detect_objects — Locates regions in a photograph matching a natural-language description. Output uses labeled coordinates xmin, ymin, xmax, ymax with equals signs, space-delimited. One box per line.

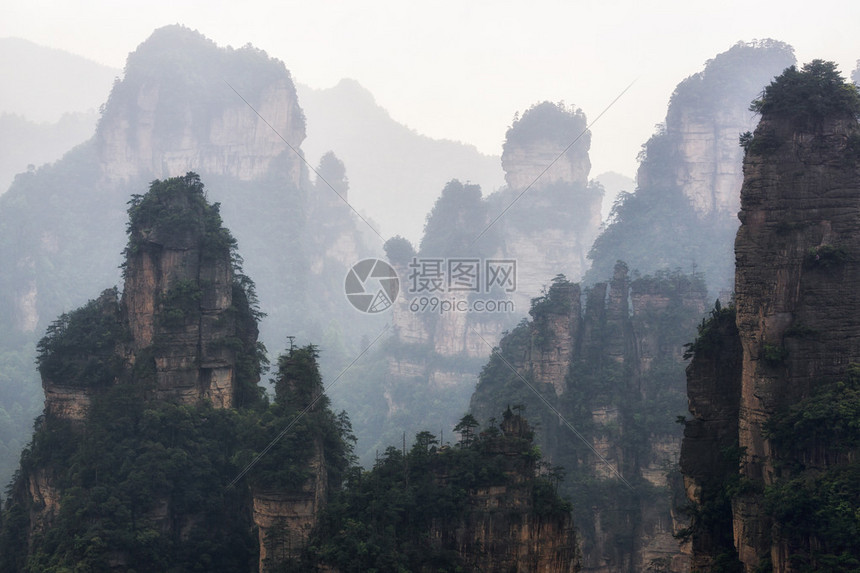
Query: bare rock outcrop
xmin=97 ymin=25 xmax=305 ymax=186
xmin=123 ymin=173 xmax=243 ymax=407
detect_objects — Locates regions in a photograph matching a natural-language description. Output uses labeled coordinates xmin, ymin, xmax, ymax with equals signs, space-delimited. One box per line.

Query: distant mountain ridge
xmin=0 ymin=38 xmax=118 ymax=122
xmin=0 ymin=38 xmax=119 ymax=193
xmin=297 ymin=78 xmax=505 ymax=242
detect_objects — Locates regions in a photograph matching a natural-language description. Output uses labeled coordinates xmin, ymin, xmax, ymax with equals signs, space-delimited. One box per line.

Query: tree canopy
xmin=750 ymin=59 xmax=860 ymax=125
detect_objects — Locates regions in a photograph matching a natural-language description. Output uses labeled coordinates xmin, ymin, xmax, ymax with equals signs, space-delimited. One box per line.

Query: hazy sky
xmin=1 ymin=0 xmax=858 ymax=179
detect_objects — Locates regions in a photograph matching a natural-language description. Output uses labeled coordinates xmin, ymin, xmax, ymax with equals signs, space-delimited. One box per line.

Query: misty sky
xmin=1 ymin=0 xmax=858 ymax=179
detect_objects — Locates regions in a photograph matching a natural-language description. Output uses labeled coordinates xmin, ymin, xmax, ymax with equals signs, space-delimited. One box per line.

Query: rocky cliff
xmin=654 ymin=40 xmax=796 ymax=218
xmin=678 ymin=303 xmax=743 ymax=572
xmin=680 ymin=60 xmax=860 ymax=572
xmin=344 ymin=102 xmax=604 ymax=466
xmin=0 ymin=174 xmax=355 ymax=572
xmin=97 ymin=26 xmax=305 ymax=186
xmin=0 ymin=25 xmax=375 ymax=489
xmin=587 ymin=40 xmax=796 ymax=290
xmin=470 ymin=265 xmax=708 ymax=572
xmin=439 ymin=413 xmax=581 ymax=572
xmin=251 ymin=437 xmax=327 ymax=571
xmin=498 ymin=101 xmax=603 ymax=304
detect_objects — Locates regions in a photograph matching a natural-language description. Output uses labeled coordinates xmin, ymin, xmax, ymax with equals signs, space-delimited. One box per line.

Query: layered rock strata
xmin=471 ymin=265 xmax=708 ymax=572
xmin=681 ymin=64 xmax=860 ymax=571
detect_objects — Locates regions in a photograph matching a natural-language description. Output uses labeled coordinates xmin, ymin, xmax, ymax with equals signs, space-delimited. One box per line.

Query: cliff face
xmin=734 ymin=114 xmax=860 ymax=570
xmin=678 ymin=304 xmax=743 ymax=572
xmin=0 ymin=174 xmax=355 ymax=572
xmin=500 ymin=101 xmax=603 ymax=301
xmin=470 ymin=266 xmax=708 ymax=572
xmin=356 ymin=102 xmax=603 ymax=467
xmin=97 ymin=26 xmax=305 ymax=186
xmin=24 ymin=175 xmax=257 ymax=554
xmin=586 ymin=40 xmax=796 ymax=290
xmin=653 ymin=41 xmax=796 ymax=218
xmin=502 ymin=136 xmax=590 ymax=191
xmin=40 ymin=174 xmax=251 ymax=420
xmin=681 ymin=61 xmax=860 ymax=572
xmin=644 ymin=99 xmax=759 ymax=220
xmin=123 ymin=174 xmax=243 ymax=407
xmin=0 ymin=26 xmax=377 ymax=491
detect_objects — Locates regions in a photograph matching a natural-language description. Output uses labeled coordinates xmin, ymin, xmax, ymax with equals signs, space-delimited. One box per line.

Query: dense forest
xmin=0 ymin=174 xmax=576 ymax=572
xmin=2 ymin=24 xmax=860 ymax=573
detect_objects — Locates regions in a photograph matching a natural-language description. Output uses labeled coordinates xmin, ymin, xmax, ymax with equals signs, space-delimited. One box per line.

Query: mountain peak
xmin=97 ymin=26 xmax=306 ymax=183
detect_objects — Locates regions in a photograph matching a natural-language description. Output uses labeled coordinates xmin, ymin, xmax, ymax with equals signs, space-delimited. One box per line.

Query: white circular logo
xmin=345 ymin=258 xmax=400 ymax=313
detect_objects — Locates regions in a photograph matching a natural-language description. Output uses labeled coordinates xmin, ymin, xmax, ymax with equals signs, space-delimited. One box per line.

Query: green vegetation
xmin=530 ymin=274 xmax=575 ymax=317
xmin=585 ymin=177 xmax=737 ymax=292
xmin=678 ymin=302 xmax=745 ymax=571
xmin=764 ymin=366 xmax=860 ymax=463
xmin=0 ymin=339 xmax=353 ymax=572
xmin=101 ymin=25 xmax=303 ymax=142
xmin=739 ymin=126 xmax=782 ymax=155
xmin=0 ymin=140 xmax=115 ymax=486
xmin=807 ymin=244 xmax=850 ymax=269
xmin=0 ymin=26 xmax=373 ymax=493
xmin=418 ymin=179 xmax=492 ymax=257
xmin=228 ymin=275 xmax=269 ymax=409
xmin=471 ymin=271 xmax=706 ymax=564
xmin=125 ymin=172 xmax=237 ymax=260
xmin=764 ymin=464 xmax=860 ymax=572
xmin=314 ymin=151 xmax=348 ymax=198
xmin=760 ymin=366 xmax=860 ymax=571
xmin=0 ymin=173 xmax=355 ymax=571
xmin=305 ymin=408 xmax=571 ymax=572
xmin=3 ymin=390 xmax=258 ymax=572
xmin=503 ymin=100 xmax=589 ymax=148
xmin=667 ymin=39 xmax=795 ymax=123
xmin=382 ymin=234 xmax=416 ymax=266
xmin=761 ymin=343 xmax=788 ymax=367
xmin=750 ymin=60 xmax=860 ymax=127
xmin=683 ymin=299 xmax=735 ymax=360
xmin=158 ymin=279 xmax=202 ymax=328
xmin=35 ymin=289 xmax=126 ymax=387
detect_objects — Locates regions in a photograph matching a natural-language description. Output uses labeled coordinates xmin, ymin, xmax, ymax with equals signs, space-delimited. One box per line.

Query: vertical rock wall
xmin=733 ymin=112 xmax=860 ymax=570
xmin=471 ymin=265 xmax=708 ymax=572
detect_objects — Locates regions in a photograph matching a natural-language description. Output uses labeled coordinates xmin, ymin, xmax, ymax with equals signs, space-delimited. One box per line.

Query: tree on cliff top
xmin=503 ymin=100 xmax=590 ymax=150
xmin=418 ymin=179 xmax=488 ymax=257
xmin=750 ymin=59 xmax=860 ymax=125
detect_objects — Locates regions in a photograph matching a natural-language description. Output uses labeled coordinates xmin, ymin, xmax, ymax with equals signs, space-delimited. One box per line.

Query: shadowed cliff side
xmin=681 ymin=60 xmax=860 ymax=572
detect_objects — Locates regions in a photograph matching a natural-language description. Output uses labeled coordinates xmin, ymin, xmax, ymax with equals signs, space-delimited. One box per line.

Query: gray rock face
xmin=123 ymin=181 xmax=240 ymax=407
xmin=681 ymin=89 xmax=860 ymax=571
xmin=471 ymin=266 xmax=708 ymax=573
xmin=733 ymin=112 xmax=860 ymax=570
